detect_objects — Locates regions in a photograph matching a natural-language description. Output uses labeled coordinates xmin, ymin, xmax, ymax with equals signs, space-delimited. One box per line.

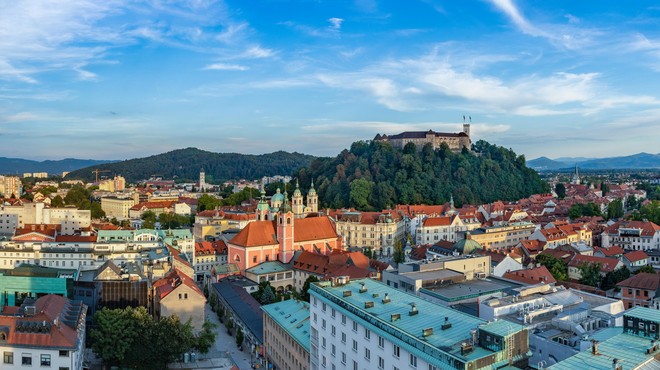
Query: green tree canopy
xmin=607 ymin=199 xmax=624 ymax=220
xmin=555 ymin=183 xmax=566 ymax=199
xmin=536 ymin=254 xmax=568 ymax=281
xmin=301 ymin=276 xmax=320 ymax=302
xmin=578 ymin=262 xmax=602 ymax=287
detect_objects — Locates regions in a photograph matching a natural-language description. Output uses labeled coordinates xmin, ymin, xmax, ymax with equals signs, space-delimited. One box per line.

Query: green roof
xmin=548 ymin=331 xmax=659 ymax=370
xmin=311 ymin=278 xmax=505 ymax=363
xmin=480 ymin=319 xmax=526 ymax=338
xmin=246 ymin=261 xmax=291 ymax=275
xmin=1 ymin=264 xmax=77 ymax=278
xmin=261 ymin=299 xmax=311 ymax=351
xmin=625 ymin=306 xmax=660 ymax=323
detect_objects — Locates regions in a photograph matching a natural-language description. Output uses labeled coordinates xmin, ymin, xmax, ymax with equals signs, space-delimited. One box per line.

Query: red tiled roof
xmin=0 ymin=295 xmax=85 ymax=349
xmin=607 ymin=220 xmax=660 ymax=237
xmin=14 ymin=224 xmax=60 ymax=237
xmin=569 ymin=254 xmax=620 ymax=272
xmin=623 ymin=250 xmax=649 ymax=263
xmin=153 ymin=268 xmax=204 ymax=300
xmin=55 ymin=235 xmax=97 ymax=243
xmin=230 ymin=221 xmax=278 ymax=247
xmin=230 ymin=216 xmax=338 ymax=247
xmin=195 ymin=241 xmax=226 ymax=255
xmin=422 ymin=216 xmax=451 ymax=227
xmin=593 ymin=246 xmax=625 ymax=257
xmin=520 ymin=240 xmax=546 ymax=253
xmin=617 ymin=273 xmax=660 ymax=290
xmin=410 ymin=245 xmax=429 ymax=260
xmin=503 ymin=266 xmax=556 ymax=285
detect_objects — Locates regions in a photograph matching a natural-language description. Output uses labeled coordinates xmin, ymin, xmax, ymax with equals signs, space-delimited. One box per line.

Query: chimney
xmin=409 ymin=303 xmax=418 ymax=316
xmin=592 ymin=340 xmax=599 ymax=355
xmin=441 ymin=316 xmax=452 ymax=330
xmin=613 ymin=358 xmax=621 ymax=370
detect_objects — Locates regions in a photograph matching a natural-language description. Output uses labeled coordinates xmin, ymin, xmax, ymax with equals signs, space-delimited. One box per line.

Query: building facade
xmin=374 ymin=126 xmax=471 ymax=152
xmin=333 ymin=211 xmax=405 ymax=254
xmin=262 ymin=299 xmax=311 ymax=370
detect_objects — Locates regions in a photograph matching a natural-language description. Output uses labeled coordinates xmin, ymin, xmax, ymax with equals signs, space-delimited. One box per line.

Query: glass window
xmin=41 ymin=354 xmax=51 ymax=366
xmin=352 ymin=321 xmax=358 ymax=332
xmin=22 ymin=353 xmax=31 ymax=365
xmin=393 ymin=344 xmax=400 ymax=358
xmin=378 ymin=356 xmax=384 ymax=369
xmin=352 ymin=339 xmax=358 ymax=351
xmin=378 ymin=336 xmax=384 ymax=348
xmin=3 ymin=352 xmax=13 ymax=364
xmin=410 ymin=354 xmax=417 ymax=368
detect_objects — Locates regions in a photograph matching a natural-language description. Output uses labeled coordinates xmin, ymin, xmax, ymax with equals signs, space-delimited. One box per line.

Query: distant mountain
xmin=0 ymin=157 xmax=116 ymax=176
xmin=553 ymin=156 xmax=593 ymax=163
xmin=528 ymin=153 xmax=660 ymax=171
xmin=64 ymin=148 xmax=318 ymax=183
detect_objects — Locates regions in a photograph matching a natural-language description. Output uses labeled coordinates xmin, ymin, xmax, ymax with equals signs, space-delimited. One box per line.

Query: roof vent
xmin=24 ymin=306 xmax=36 ymax=317
xmin=382 ymin=293 xmax=391 ymax=304
xmin=365 ymin=301 xmax=374 ymax=309
xmin=372 ymin=293 xmax=379 ymax=298
xmin=422 ymin=328 xmax=433 ymax=337
xmin=409 ymin=303 xmax=418 ymax=316
xmin=461 ymin=342 xmax=474 ymax=355
xmin=647 ymin=340 xmax=658 ymax=355
xmin=359 ymin=282 xmax=368 ymax=293
xmin=391 ymin=313 xmax=401 ymax=322
xmin=343 ymin=290 xmax=352 ymax=297
xmin=441 ymin=316 xmax=452 ymax=330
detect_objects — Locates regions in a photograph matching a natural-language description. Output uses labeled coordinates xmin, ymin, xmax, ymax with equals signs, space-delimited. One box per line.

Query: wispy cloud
xmin=328 ymin=17 xmax=344 ymax=30
xmin=203 ymin=63 xmax=249 ymax=71
xmin=242 ymin=46 xmax=276 ymax=58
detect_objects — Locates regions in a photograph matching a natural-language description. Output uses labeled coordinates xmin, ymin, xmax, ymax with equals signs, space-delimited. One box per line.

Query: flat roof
xmin=399 ymin=269 xmax=463 ymax=282
xmin=625 ymin=306 xmax=660 ymax=323
xmin=421 ymin=279 xmax=509 ymax=301
xmin=246 ymin=261 xmax=292 ymax=275
xmin=261 ymin=299 xmax=311 ymax=351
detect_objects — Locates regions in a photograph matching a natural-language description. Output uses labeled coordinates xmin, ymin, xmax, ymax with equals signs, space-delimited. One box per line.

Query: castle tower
xmin=199 ymin=168 xmax=206 ymax=192
xmin=307 ymin=179 xmax=318 ymax=213
xmin=292 ymin=179 xmax=304 ymax=218
xmin=463 ymin=123 xmax=470 ymax=137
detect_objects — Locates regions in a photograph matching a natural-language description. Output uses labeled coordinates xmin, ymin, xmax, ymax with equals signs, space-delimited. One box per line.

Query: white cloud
xmin=203 ymin=63 xmax=249 ymax=71
xmin=242 ymin=46 xmax=276 ymax=59
xmin=328 ymin=17 xmax=344 ymax=30
xmin=488 ymin=0 xmax=549 ymax=38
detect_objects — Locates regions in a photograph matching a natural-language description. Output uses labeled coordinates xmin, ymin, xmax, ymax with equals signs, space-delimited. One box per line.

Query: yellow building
xmin=467 ymin=221 xmax=536 ymax=250
xmin=98 ymin=176 xmax=126 ymax=192
xmin=333 ymin=210 xmax=405 ymax=254
xmin=101 ymin=196 xmax=137 ymax=219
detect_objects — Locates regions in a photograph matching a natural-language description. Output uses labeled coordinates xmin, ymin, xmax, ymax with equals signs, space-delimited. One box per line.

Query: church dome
xmin=293 ymin=179 xmax=302 ymax=197
xmin=453 ymin=232 xmax=481 ymax=255
xmin=271 ymin=188 xmax=285 ymax=203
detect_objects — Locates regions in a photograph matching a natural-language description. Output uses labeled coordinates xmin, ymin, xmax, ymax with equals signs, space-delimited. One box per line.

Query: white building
xmin=602 ymin=220 xmax=660 ymax=251
xmin=0 ymin=201 xmax=90 ymax=235
xmin=0 ymin=295 xmax=86 ymax=370
xmin=309 ymin=277 xmax=530 ymax=370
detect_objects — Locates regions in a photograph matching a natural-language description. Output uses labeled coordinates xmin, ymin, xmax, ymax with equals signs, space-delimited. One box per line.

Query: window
xmin=365 ymin=328 xmax=371 ymax=340
xmin=22 ymin=353 xmax=31 ymax=365
xmin=41 ymin=354 xmax=51 ymax=366
xmin=322 ymin=319 xmax=326 ymax=329
xmin=331 ymin=344 xmax=336 ymax=356
xmin=341 ymin=332 xmax=346 ymax=343
xmin=331 ymin=325 xmax=336 ymax=335
xmin=378 ymin=356 xmax=385 ymax=369
xmin=322 ymin=337 xmax=326 ymax=348
xmin=3 ymin=352 xmax=13 ymax=364
xmin=365 ymin=348 xmax=371 ymax=360
xmin=393 ymin=344 xmax=400 ymax=358
xmin=341 ymin=315 xmax=346 ymax=325
xmin=410 ymin=354 xmax=417 ymax=368
xmin=353 ymin=361 xmax=358 ymax=370
xmin=59 ymin=367 xmax=70 ymax=370
xmin=352 ymin=321 xmax=358 ymax=332
xmin=322 ymin=356 xmax=326 ymax=367
xmin=331 ymin=308 xmax=336 ymax=318
xmin=429 ymin=366 xmax=438 ymax=370
xmin=352 ymin=339 xmax=358 ymax=352
xmin=378 ymin=336 xmax=384 ymax=348
xmin=341 ymin=352 xmax=346 ymax=364
xmin=322 ymin=302 xmax=326 ymax=312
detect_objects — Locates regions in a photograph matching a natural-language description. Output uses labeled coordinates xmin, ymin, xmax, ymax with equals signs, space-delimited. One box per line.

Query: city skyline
xmin=2 ymin=0 xmax=660 ymax=160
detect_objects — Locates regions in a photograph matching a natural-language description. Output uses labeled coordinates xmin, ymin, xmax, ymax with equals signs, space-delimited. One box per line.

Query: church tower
xmin=199 ymin=168 xmax=206 ymax=192
xmin=572 ymin=163 xmax=580 ymax=185
xmin=278 ymin=192 xmax=295 ymax=263
xmin=307 ymin=179 xmax=318 ymax=213
xmin=256 ymin=181 xmax=270 ymax=221
xmin=292 ymin=179 xmax=304 ymax=218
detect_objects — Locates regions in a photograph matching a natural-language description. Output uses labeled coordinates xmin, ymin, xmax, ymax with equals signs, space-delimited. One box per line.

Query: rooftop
xmin=422 ymin=278 xmax=511 ymax=302
xmin=261 ymin=299 xmax=311 ymax=351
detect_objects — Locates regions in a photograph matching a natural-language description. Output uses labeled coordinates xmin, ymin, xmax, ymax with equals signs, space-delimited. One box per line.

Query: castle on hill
xmin=374 ymin=124 xmax=471 ymax=152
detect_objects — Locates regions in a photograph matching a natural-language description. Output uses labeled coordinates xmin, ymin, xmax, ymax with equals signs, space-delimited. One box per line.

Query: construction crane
xmin=92 ymin=169 xmax=111 ymax=182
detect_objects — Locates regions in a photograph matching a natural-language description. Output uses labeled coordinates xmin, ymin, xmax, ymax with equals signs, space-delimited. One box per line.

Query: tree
xmin=607 ymin=199 xmax=624 ymax=220
xmin=225 ymin=318 xmax=234 ymax=335
xmin=260 ymin=285 xmax=276 ymax=305
xmin=601 ymin=266 xmax=631 ymax=290
xmin=635 ymin=264 xmax=656 ymax=274
xmin=236 ymin=327 xmax=244 ymax=349
xmin=601 ymin=182 xmax=609 ymax=196
xmin=50 ymin=195 xmax=64 ymax=208
xmin=578 ymin=262 xmax=602 ymax=287
xmin=349 ymin=178 xmax=374 ymax=210
xmin=569 ymin=202 xmax=602 ymax=219
xmin=536 ymin=254 xmax=568 ymax=281
xmin=142 ymin=210 xmax=157 ymax=229
xmin=300 ymin=276 xmax=320 ymax=302
xmin=630 ymin=200 xmax=660 ymax=225
xmin=91 ymin=308 xmax=138 ymax=367
xmin=555 ymin=183 xmax=566 ymax=199
xmin=193 ymin=321 xmax=217 ymax=354
xmin=393 ymin=238 xmax=405 ymax=264
xmin=90 ymin=201 xmax=105 ymax=219
xmin=627 ymin=195 xmax=639 ymax=211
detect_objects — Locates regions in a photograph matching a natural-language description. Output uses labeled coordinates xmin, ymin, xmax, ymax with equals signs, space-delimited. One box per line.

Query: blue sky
xmin=2 ymin=0 xmax=660 ymax=161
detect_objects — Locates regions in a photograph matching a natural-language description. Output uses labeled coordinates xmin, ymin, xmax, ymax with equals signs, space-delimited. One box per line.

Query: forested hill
xmin=294 ymin=140 xmax=549 ymax=210
xmin=65 ymin=148 xmax=317 ymax=183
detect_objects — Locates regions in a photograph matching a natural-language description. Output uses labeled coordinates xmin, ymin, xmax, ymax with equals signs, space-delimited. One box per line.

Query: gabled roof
xmin=606 ymin=220 xmax=660 ymax=237
xmin=520 ymin=239 xmax=546 ymax=254
xmin=503 ymin=266 xmax=556 ymax=285
xmin=230 ymin=220 xmax=278 ymax=247
xmin=568 ymin=254 xmax=620 ymax=272
xmin=153 ymin=268 xmax=204 ymax=300
xmin=593 ymin=246 xmax=624 ymax=257
xmin=422 ymin=216 xmax=452 ymax=227
xmin=230 ymin=216 xmax=339 ymax=248
xmin=617 ymin=273 xmax=660 ymax=290
xmin=623 ymin=250 xmax=649 ymax=263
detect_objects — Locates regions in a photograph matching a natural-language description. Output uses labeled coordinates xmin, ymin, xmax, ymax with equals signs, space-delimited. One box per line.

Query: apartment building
xmin=262 ymin=299 xmax=311 ymax=370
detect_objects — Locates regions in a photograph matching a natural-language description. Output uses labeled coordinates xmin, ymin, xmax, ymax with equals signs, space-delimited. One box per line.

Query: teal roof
xmin=480 ymin=319 xmax=525 ymax=338
xmin=271 ymin=188 xmax=285 ymax=202
xmin=97 ymin=229 xmax=192 ymax=242
xmin=261 ymin=299 xmax=311 ymax=351
xmin=590 ymin=327 xmax=623 ymax=342
xmin=625 ymin=306 xmax=660 ymax=323
xmin=548 ymin=331 xmax=659 ymax=370
xmin=246 ymin=261 xmax=291 ymax=275
xmin=453 ymin=233 xmax=482 ymax=255
xmin=310 ymin=279 xmax=523 ymax=365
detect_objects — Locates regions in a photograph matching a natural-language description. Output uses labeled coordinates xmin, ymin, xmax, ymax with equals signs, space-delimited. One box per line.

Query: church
xmin=227 ymin=181 xmax=342 ymax=271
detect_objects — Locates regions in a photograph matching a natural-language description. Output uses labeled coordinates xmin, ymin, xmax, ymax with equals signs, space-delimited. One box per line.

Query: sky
xmin=2 ymin=0 xmax=660 ymax=161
